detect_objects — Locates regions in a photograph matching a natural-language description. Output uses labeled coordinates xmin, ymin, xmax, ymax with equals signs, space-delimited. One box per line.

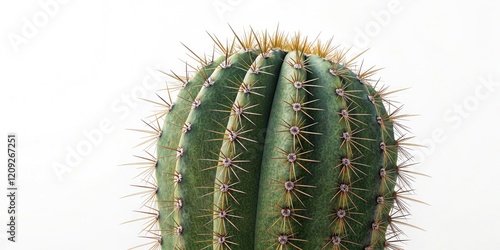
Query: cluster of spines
xmin=124 ymin=27 xmax=423 ymax=250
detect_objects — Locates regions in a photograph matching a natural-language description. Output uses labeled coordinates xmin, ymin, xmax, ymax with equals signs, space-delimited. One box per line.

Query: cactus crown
xmin=127 ymin=27 xmax=420 ymax=250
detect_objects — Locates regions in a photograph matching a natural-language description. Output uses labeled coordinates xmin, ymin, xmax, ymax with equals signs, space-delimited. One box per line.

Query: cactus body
xmin=132 ymin=30 xmax=416 ymax=250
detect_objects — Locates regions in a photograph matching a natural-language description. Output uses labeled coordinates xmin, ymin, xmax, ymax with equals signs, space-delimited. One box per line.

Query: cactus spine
xmin=128 ymin=28 xmax=419 ymax=250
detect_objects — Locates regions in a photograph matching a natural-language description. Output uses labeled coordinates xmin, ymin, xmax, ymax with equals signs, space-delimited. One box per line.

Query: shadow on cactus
xmin=126 ymin=27 xmax=424 ymax=250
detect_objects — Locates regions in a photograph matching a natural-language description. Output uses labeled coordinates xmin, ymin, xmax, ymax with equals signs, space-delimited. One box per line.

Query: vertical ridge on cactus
xmin=127 ymin=27 xmax=421 ymax=250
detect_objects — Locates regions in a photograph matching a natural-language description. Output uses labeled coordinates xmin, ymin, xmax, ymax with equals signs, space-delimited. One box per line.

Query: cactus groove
xmin=128 ymin=28 xmax=420 ymax=250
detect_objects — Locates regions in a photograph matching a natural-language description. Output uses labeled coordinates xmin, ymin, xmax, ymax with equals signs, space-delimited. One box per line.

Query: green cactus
xmin=128 ymin=28 xmax=419 ymax=250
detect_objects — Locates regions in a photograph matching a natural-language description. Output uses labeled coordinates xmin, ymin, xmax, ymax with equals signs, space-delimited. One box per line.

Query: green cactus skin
xmin=130 ymin=29 xmax=418 ymax=250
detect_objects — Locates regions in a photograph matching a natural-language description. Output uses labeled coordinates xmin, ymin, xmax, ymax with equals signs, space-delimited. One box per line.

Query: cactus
xmin=127 ymin=28 xmax=420 ymax=250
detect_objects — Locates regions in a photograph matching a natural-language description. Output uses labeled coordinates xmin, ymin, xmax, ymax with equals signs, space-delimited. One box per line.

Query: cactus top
xmin=128 ymin=28 xmax=418 ymax=250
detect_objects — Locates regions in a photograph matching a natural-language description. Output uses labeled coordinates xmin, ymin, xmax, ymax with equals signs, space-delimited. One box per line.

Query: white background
xmin=1 ymin=0 xmax=499 ymax=249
